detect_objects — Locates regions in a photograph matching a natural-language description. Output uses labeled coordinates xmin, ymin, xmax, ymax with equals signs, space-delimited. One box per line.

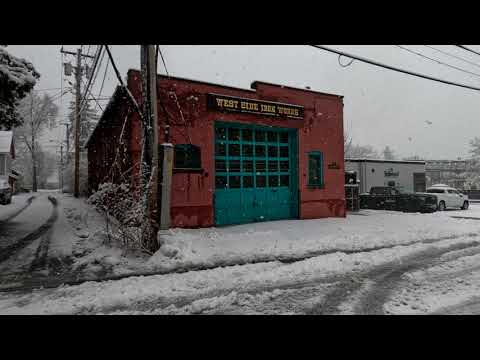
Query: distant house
xmin=0 ymin=131 xmax=19 ymax=192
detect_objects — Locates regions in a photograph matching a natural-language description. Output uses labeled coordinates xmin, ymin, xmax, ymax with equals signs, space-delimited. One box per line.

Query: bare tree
xmin=345 ymin=144 xmax=379 ymax=159
xmin=15 ymin=93 xmax=58 ymax=192
xmin=382 ymin=146 xmax=396 ymax=160
xmin=344 ymin=131 xmax=353 ymax=156
xmin=469 ymin=137 xmax=480 ymax=159
xmin=403 ymin=155 xmax=423 ymax=161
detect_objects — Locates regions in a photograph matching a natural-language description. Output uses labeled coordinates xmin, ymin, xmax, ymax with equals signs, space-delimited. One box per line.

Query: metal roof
xmin=345 ymin=158 xmax=426 ymax=165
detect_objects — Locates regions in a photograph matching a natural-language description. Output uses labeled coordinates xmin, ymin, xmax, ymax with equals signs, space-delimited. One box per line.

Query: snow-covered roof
xmin=0 ymin=131 xmax=13 ymax=154
xmin=345 ymin=158 xmax=426 ymax=165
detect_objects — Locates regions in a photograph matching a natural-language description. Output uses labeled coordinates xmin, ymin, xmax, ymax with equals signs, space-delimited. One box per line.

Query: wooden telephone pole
xmin=140 ymin=45 xmax=160 ymax=247
xmin=60 ymin=47 xmax=95 ymax=197
xmin=141 ymin=45 xmax=173 ymax=249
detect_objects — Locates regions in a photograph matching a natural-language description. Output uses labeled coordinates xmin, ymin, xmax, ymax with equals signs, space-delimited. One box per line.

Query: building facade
xmin=87 ymin=71 xmax=346 ymax=228
xmin=345 ymin=158 xmax=426 ymax=194
xmin=0 ymin=131 xmax=18 ymax=191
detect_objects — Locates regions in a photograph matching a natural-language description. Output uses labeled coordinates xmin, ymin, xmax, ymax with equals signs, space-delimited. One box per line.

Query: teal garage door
xmin=214 ymin=122 xmax=298 ymax=226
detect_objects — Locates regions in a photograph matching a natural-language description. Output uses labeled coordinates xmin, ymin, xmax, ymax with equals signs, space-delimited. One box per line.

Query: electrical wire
xmin=456 ymin=45 xmax=480 ymax=57
xmin=158 ymin=46 xmax=170 ymax=77
xmin=309 ymin=45 xmax=480 ymax=92
xmin=396 ymin=45 xmax=480 ymax=79
xmin=157 ymin=45 xmax=191 ymax=143
xmin=79 ymin=45 xmax=104 ymax=112
xmin=104 ymin=45 xmax=145 ymax=124
xmin=96 ymin=57 xmax=109 ymax=105
xmin=338 ymin=55 xmax=354 ymax=67
xmin=424 ymin=45 xmax=480 ymax=70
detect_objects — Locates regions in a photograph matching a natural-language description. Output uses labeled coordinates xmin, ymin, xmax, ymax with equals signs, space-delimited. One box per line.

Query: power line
xmin=104 ymin=45 xmax=145 ymax=123
xmin=456 ymin=45 xmax=480 ymax=57
xmin=396 ymin=45 xmax=480 ymax=79
xmin=79 ymin=45 xmax=104 ymax=112
xmin=424 ymin=45 xmax=480 ymax=70
xmin=309 ymin=45 xmax=480 ymax=92
xmin=158 ymin=46 xmax=170 ymax=77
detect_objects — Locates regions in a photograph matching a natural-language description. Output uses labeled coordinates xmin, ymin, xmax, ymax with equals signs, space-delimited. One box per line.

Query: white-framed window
xmin=0 ymin=154 xmax=6 ymax=176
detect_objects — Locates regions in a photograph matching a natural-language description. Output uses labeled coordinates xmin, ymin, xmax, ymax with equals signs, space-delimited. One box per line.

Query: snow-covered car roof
xmin=427 ymin=185 xmax=459 ymax=191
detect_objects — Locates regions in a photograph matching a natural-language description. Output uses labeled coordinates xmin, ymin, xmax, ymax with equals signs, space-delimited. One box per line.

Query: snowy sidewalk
xmin=147 ymin=207 xmax=480 ymax=272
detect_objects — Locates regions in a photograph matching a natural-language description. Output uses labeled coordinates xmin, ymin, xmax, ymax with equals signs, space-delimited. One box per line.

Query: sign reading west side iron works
xmin=207 ymin=93 xmax=304 ymax=119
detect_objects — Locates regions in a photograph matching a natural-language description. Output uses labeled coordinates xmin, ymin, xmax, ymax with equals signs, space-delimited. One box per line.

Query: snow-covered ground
xmin=33 ymin=193 xmax=480 ymax=277
xmin=0 ymin=193 xmax=34 ymax=223
xmin=2 ymin=196 xmax=480 ymax=314
xmin=148 ymin=207 xmax=480 ymax=271
xmin=0 ymin=232 xmax=479 ymax=315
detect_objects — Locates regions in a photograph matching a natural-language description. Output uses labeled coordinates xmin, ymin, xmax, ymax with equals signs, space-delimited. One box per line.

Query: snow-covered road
xmin=2 ymin=196 xmax=480 ymax=314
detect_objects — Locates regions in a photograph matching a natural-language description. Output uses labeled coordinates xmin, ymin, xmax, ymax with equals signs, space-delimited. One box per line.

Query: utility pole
xmin=74 ymin=49 xmax=81 ymax=197
xmin=141 ymin=45 xmax=160 ymax=249
xmin=30 ymin=93 xmax=37 ymax=192
xmin=60 ymin=144 xmax=64 ymax=191
xmin=62 ymin=122 xmax=70 ymax=163
xmin=60 ymin=47 xmax=94 ymax=197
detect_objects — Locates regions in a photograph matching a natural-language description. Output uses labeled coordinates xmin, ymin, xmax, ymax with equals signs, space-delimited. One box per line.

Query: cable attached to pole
xmin=104 ymin=45 xmax=146 ymax=125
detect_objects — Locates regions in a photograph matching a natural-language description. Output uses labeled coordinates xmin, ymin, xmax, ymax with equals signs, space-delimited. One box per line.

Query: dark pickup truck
xmin=360 ymin=186 xmax=438 ymax=213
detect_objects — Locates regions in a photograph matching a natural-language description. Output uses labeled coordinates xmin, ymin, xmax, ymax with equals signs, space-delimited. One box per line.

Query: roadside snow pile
xmin=147 ymin=209 xmax=480 ymax=271
xmin=59 ymin=194 xmax=148 ymax=277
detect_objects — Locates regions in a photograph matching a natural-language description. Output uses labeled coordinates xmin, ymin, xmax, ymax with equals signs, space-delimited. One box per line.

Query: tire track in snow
xmin=0 ymin=196 xmax=35 ymax=225
xmin=0 ymin=196 xmax=58 ymax=265
xmin=309 ymin=241 xmax=480 ymax=315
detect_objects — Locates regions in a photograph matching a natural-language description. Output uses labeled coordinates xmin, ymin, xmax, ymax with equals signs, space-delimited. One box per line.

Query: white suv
xmin=426 ymin=184 xmax=469 ymax=211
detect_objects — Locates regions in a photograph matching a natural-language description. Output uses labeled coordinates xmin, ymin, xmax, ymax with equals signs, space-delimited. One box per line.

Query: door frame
xmin=213 ymin=121 xmax=299 ymax=225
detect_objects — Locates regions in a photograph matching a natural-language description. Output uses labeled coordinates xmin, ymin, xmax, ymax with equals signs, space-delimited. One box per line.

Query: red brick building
xmin=86 ymin=70 xmax=346 ymax=228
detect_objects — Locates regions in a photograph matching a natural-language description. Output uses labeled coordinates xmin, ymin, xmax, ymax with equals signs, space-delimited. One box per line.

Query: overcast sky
xmin=6 ymin=45 xmax=480 ymax=160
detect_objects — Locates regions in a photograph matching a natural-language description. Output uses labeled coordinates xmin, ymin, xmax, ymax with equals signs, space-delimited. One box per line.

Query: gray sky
xmin=7 ymin=45 xmax=480 ymax=160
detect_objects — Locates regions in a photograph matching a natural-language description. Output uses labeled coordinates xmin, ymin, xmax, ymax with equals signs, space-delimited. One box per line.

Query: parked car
xmin=0 ymin=178 xmax=12 ymax=205
xmin=360 ymin=186 xmax=438 ymax=213
xmin=426 ymin=184 xmax=469 ymax=211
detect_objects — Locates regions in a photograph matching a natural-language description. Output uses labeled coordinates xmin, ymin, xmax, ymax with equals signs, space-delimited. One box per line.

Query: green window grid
xmin=215 ymin=126 xmax=291 ymax=189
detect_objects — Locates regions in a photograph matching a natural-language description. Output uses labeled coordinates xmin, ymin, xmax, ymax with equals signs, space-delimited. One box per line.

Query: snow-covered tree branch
xmin=0 ymin=46 xmax=40 ymax=129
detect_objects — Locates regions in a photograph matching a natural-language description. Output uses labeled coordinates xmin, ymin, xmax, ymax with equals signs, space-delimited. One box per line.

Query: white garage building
xmin=345 ymin=158 xmax=426 ymax=194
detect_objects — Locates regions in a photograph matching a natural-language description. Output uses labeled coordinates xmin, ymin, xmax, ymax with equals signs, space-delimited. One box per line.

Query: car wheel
xmin=438 ymin=201 xmax=446 ymax=211
xmin=461 ymin=201 xmax=469 ymax=210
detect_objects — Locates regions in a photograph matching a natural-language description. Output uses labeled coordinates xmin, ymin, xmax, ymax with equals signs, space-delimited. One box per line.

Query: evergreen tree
xmin=0 ymin=46 xmax=40 ymax=129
